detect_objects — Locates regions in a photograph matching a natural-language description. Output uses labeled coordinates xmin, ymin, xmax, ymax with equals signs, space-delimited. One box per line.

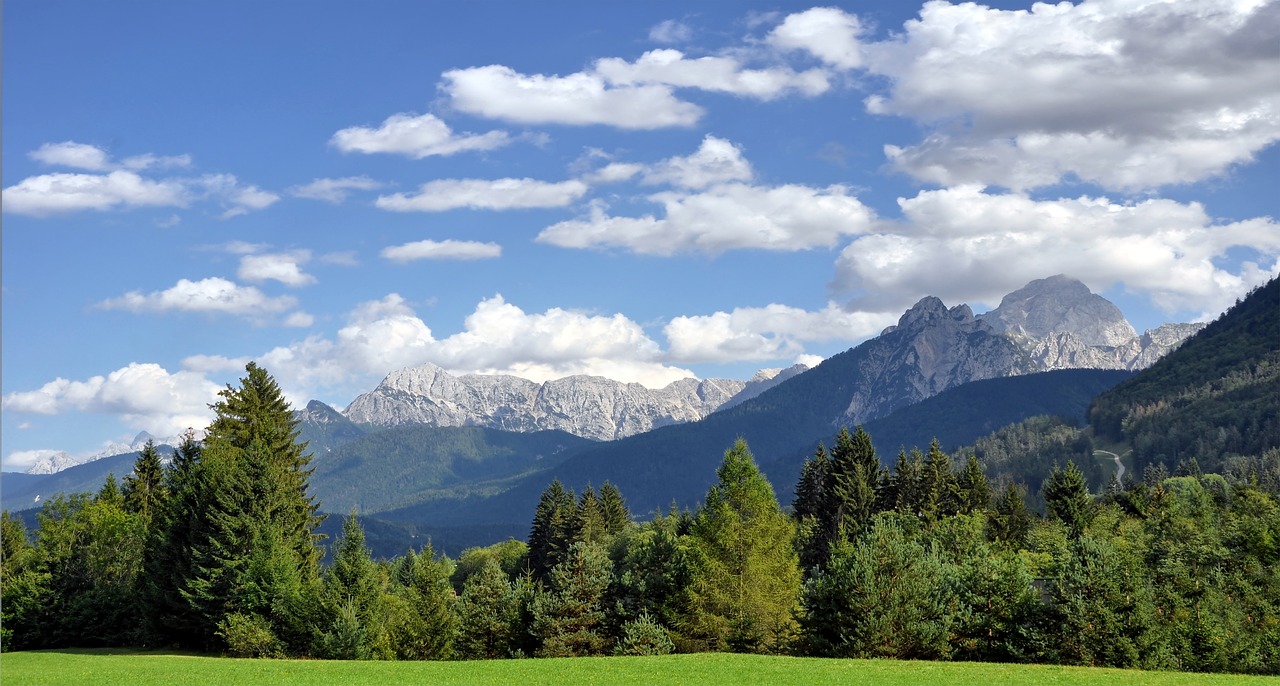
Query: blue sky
xmin=4 ymin=0 xmax=1278 ymax=470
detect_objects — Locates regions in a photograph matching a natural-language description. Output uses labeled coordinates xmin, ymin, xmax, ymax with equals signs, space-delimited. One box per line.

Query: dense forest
xmin=3 ymin=362 xmax=1278 ymax=674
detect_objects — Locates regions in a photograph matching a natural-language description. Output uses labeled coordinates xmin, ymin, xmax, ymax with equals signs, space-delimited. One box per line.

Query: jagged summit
xmin=980 ymin=274 xmax=1137 ymax=347
xmin=342 ymin=364 xmax=809 ymax=441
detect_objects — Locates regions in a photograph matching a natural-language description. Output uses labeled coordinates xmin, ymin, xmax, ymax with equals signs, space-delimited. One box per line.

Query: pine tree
xmin=991 ymin=483 xmax=1032 ymax=545
xmin=389 ymin=543 xmax=458 ymax=660
xmin=599 ymin=482 xmax=631 ymax=536
xmin=533 ymin=541 xmax=613 ymax=657
xmin=457 ymin=558 xmax=516 ymax=659
xmin=528 ymin=480 xmax=577 ymax=581
xmin=891 ymin=448 xmax=926 ymax=517
xmin=123 ymin=439 xmax=167 ymax=523
xmin=921 ymin=439 xmax=955 ymax=521
xmin=827 ymin=427 xmax=881 ymax=539
xmin=317 ymin=513 xmax=387 ymax=659
xmin=954 ymin=454 xmax=992 ymax=515
xmin=574 ymin=486 xmax=606 ymax=545
xmin=162 ymin=363 xmax=324 ymax=649
xmin=1045 ymin=462 xmax=1094 ymax=538
xmin=139 ymin=433 xmax=208 ymax=647
xmin=685 ymin=439 xmax=800 ymax=654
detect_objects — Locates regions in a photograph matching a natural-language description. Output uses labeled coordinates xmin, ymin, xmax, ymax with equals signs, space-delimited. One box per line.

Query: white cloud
xmin=861 ymin=0 xmax=1280 ymax=190
xmin=443 ymin=64 xmax=704 ymax=129
xmin=594 ymin=49 xmax=830 ymax=100
xmin=538 ymin=182 xmax=875 ymax=255
xmin=290 ymin=176 xmax=382 ymax=203
xmin=2 ymin=171 xmax=188 ymax=216
xmin=768 ymin=6 xmax=864 ymax=70
xmin=583 ymin=162 xmax=645 ymax=184
xmin=4 ymin=449 xmax=64 ymax=472
xmin=29 ymin=141 xmax=113 ymax=170
xmin=238 ymin=251 xmax=316 ymax=286
xmin=375 ymin=177 xmax=588 ymax=212
xmin=833 ymin=185 xmax=1280 ymax=316
xmin=195 ymin=174 xmax=280 ymax=219
xmin=642 ymin=135 xmax=753 ymax=189
xmin=99 ymin=277 xmax=298 ymax=318
xmin=650 ymin=19 xmax=693 ymax=44
xmin=2 ymin=363 xmax=221 ymax=438
xmin=382 ymin=239 xmax=502 ymax=263
xmin=330 ymin=112 xmax=511 ymax=158
xmin=283 ymin=311 xmax=315 ymax=328
xmin=665 ymin=302 xmax=894 ymax=364
xmin=28 ymin=141 xmax=191 ymax=172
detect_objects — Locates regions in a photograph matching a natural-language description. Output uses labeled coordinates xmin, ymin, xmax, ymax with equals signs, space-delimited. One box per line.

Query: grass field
xmin=3 ymin=650 xmax=1278 ymax=686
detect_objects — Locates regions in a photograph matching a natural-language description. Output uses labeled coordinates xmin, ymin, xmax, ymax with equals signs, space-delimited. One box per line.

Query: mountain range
xmin=7 ymin=274 xmax=1221 ymax=555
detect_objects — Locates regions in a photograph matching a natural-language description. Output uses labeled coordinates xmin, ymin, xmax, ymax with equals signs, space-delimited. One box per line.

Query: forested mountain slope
xmin=1089 ymin=275 xmax=1280 ymax=474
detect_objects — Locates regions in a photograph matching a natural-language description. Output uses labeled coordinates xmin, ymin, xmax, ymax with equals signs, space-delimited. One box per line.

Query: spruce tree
xmin=574 ymin=486 xmax=606 ymax=544
xmin=1045 ymin=462 xmax=1094 ymax=538
xmin=954 ymin=454 xmax=992 ymax=515
xmin=599 ymin=482 xmax=631 ymax=536
xmin=533 ymin=541 xmax=613 ymax=657
xmin=827 ymin=427 xmax=881 ymax=538
xmin=123 ymin=439 xmax=167 ymax=523
xmin=528 ymin=480 xmax=577 ymax=581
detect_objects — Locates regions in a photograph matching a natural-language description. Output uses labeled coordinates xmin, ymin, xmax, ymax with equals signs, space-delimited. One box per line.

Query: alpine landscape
xmin=3 ymin=1 xmax=1279 ymax=683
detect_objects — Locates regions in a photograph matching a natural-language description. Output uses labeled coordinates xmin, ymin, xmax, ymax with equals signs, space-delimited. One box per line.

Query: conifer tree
xmin=921 ymin=439 xmax=955 ymax=521
xmin=685 ymin=439 xmax=800 ymax=654
xmin=533 ymin=541 xmax=613 ymax=657
xmin=827 ymin=427 xmax=881 ymax=538
xmin=528 ymin=480 xmax=577 ymax=581
xmin=598 ymin=482 xmax=631 ymax=536
xmin=574 ymin=486 xmax=606 ymax=544
xmin=1044 ymin=462 xmax=1094 ymax=538
xmin=954 ymin=454 xmax=992 ymax=515
xmin=457 ymin=558 xmax=517 ymax=659
xmin=891 ymin=448 xmax=926 ymax=517
xmin=991 ymin=482 xmax=1032 ymax=545
xmin=123 ymin=439 xmax=167 ymax=523
xmin=389 ymin=543 xmax=458 ymax=660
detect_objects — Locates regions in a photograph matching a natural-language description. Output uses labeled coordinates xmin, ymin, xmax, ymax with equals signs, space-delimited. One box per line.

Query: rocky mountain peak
xmin=980 ymin=274 xmax=1137 ymax=347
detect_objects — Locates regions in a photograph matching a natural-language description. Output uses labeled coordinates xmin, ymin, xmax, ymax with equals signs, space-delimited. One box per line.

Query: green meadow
xmin=4 ymin=650 xmax=1278 ymax=686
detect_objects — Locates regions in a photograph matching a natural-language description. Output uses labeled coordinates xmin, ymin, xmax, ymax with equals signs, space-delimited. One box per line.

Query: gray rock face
xmin=980 ymin=275 xmax=1202 ymax=371
xmin=980 ymin=274 xmax=1137 ymax=347
xmin=841 ymin=297 xmax=1036 ymax=424
xmin=344 ymin=363 xmax=755 ymax=441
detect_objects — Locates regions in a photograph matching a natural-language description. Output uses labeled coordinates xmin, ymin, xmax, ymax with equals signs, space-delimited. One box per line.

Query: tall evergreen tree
xmin=140 ymin=432 xmax=208 ymax=646
xmin=528 ymin=480 xmax=577 ymax=581
xmin=685 ymin=439 xmax=800 ymax=654
xmin=574 ymin=486 xmax=606 ymax=545
xmin=921 ymin=439 xmax=956 ymax=521
xmin=954 ymin=454 xmax=992 ymax=515
xmin=827 ymin=427 xmax=881 ymax=538
xmin=1044 ymin=462 xmax=1095 ymax=538
xmin=123 ymin=439 xmax=167 ymax=523
xmin=991 ymin=482 xmax=1032 ymax=545
xmin=533 ymin=541 xmax=613 ymax=657
xmin=599 ymin=482 xmax=631 ymax=536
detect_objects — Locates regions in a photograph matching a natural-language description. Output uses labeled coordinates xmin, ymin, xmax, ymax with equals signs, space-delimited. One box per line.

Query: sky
xmin=3 ymin=0 xmax=1279 ymax=470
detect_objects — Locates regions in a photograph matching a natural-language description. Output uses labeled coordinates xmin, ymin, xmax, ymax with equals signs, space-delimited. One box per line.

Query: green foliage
xmin=685 ymin=440 xmax=800 ymax=654
xmin=528 ymin=480 xmax=578 ymax=582
xmin=217 ymin=612 xmax=285 ymax=658
xmin=388 ymin=544 xmax=459 ymax=660
xmin=122 ymin=439 xmax=167 ymax=523
xmin=1044 ymin=462 xmax=1095 ymax=538
xmin=533 ymin=541 xmax=614 ymax=657
xmin=614 ymin=612 xmax=675 ymax=656
xmin=456 ymin=558 xmax=518 ymax=659
xmin=800 ymin=513 xmax=955 ymax=660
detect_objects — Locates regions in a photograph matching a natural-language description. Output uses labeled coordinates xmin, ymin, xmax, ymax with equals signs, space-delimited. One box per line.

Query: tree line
xmin=2 ymin=364 xmax=1278 ymax=674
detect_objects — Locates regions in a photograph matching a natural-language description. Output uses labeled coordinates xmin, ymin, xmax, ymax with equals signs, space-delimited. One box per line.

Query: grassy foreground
xmin=3 ymin=650 xmax=1278 ymax=686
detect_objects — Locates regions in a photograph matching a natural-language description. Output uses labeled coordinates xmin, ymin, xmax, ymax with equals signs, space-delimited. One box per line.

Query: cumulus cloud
xmin=29 ymin=141 xmax=113 ymax=171
xmin=642 ymin=135 xmax=754 ymax=189
xmin=768 ymin=6 xmax=864 ymax=70
xmin=238 ymin=251 xmax=316 ymax=286
xmin=376 ymin=178 xmax=588 ymax=212
xmin=330 ymin=112 xmax=511 ymax=158
xmin=2 ymin=171 xmax=188 ymax=216
xmin=665 ymin=302 xmax=894 ymax=364
xmin=283 ymin=311 xmax=316 ymax=328
xmin=443 ymin=65 xmax=704 ymax=129
xmin=833 ymin=185 xmax=1280 ymax=317
xmin=290 ymin=176 xmax=382 ymax=203
xmin=27 ymin=141 xmax=193 ymax=173
xmin=860 ymin=0 xmax=1280 ymax=190
xmin=381 ymin=239 xmax=502 ymax=263
xmin=2 ymin=362 xmax=221 ymax=438
xmin=594 ymin=49 xmax=830 ymax=100
xmin=99 ymin=277 xmax=298 ymax=318
xmin=538 ymin=182 xmax=875 ymax=255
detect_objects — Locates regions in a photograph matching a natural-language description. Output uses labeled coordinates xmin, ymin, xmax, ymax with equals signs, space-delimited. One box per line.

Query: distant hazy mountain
xmin=342 ymin=362 xmax=804 ymax=441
